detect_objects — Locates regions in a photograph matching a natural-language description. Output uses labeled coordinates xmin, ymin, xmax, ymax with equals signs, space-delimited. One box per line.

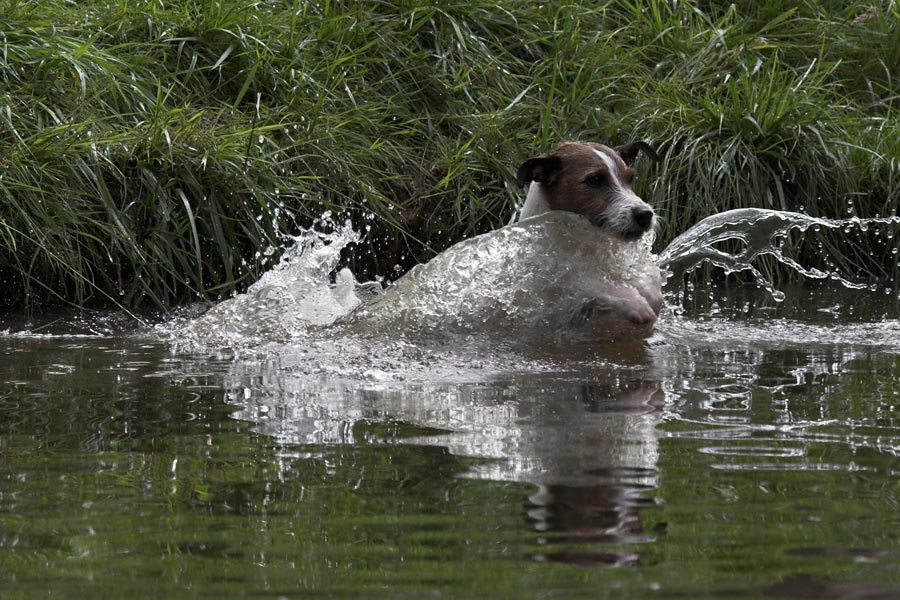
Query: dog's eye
xmin=585 ymin=173 xmax=606 ymax=188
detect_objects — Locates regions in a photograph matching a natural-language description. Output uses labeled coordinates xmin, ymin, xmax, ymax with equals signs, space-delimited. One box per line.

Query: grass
xmin=0 ymin=0 xmax=898 ymax=310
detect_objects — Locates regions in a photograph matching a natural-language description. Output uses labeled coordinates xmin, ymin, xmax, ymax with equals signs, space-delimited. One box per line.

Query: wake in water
xmin=156 ymin=207 xmax=900 ymax=363
xmin=161 ymin=212 xmax=661 ymax=354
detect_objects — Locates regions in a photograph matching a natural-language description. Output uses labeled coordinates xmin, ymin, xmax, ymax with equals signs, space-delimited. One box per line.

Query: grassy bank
xmin=1 ymin=0 xmax=898 ymax=309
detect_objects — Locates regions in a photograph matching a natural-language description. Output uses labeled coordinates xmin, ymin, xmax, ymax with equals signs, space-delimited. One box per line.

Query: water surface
xmin=2 ymin=209 xmax=900 ymax=598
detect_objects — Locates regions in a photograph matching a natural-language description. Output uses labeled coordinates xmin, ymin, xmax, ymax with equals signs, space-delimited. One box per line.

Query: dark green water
xmin=1 ymin=307 xmax=900 ymax=599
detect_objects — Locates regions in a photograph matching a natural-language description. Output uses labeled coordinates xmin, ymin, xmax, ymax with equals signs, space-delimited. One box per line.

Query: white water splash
xmin=157 ymin=207 xmax=900 ymax=360
xmin=658 ymin=208 xmax=900 ymax=302
xmin=160 ymin=211 xmax=661 ymax=354
xmin=158 ymin=221 xmax=371 ymax=353
xmin=344 ymin=212 xmax=660 ymax=343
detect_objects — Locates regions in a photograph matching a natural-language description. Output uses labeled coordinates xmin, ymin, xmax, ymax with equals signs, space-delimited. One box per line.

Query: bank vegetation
xmin=1 ymin=0 xmax=898 ymax=308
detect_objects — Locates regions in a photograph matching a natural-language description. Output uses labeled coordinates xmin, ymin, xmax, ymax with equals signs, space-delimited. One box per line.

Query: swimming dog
xmin=516 ymin=141 xmax=663 ymax=326
xmin=345 ymin=141 xmax=664 ymax=342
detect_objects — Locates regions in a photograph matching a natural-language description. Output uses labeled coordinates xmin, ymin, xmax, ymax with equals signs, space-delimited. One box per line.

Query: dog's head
xmin=516 ymin=141 xmax=659 ymax=240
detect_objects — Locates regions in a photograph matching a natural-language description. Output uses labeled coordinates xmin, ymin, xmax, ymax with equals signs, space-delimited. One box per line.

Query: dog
xmin=345 ymin=140 xmax=664 ymax=343
xmin=516 ymin=141 xmax=663 ymax=326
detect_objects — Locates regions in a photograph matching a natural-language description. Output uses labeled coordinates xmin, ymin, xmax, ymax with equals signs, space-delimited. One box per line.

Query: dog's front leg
xmin=634 ymin=272 xmax=664 ymax=317
xmin=577 ymin=287 xmax=658 ymax=325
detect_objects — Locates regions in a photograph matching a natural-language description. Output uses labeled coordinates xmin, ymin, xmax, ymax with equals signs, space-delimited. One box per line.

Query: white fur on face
xmin=592 ymin=148 xmax=656 ymax=236
xmin=593 ymin=148 xmax=620 ymax=179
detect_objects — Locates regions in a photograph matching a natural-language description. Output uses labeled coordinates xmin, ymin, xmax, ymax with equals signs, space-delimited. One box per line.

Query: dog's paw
xmin=635 ymin=276 xmax=664 ymax=316
xmin=577 ymin=292 xmax=656 ymax=326
xmin=578 ymin=297 xmax=605 ymax=318
xmin=624 ymin=302 xmax=658 ymax=325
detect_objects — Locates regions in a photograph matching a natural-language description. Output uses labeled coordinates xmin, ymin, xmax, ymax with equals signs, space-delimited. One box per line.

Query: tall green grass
xmin=1 ymin=0 xmax=898 ymax=309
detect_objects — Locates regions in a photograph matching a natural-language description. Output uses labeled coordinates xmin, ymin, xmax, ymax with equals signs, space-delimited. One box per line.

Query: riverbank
xmin=2 ymin=0 xmax=898 ymax=309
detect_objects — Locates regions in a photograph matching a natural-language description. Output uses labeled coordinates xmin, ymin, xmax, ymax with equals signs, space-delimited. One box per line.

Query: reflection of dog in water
xmin=516 ymin=141 xmax=663 ymax=327
xmin=526 ymin=379 xmax=665 ymax=568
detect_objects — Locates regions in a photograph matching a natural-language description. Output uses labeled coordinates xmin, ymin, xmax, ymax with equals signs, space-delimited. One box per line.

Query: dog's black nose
xmin=632 ymin=206 xmax=655 ymax=230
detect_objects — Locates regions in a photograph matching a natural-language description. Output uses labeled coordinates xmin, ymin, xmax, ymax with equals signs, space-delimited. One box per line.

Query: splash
xmin=343 ymin=212 xmax=660 ymax=343
xmin=157 ymin=206 xmax=900 ymax=361
xmin=157 ymin=220 xmax=370 ymax=354
xmin=658 ymin=208 xmax=900 ymax=302
xmin=159 ymin=211 xmax=662 ymax=354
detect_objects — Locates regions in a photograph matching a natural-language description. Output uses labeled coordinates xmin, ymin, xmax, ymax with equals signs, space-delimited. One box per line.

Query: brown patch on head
xmin=518 ymin=142 xmax=632 ymax=215
xmin=516 ymin=141 xmax=659 ymax=238
xmin=549 ymin=142 xmax=629 ymax=214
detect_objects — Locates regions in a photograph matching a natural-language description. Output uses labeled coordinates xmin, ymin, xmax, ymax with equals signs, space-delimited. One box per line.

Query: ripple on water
xmin=657 ymin=314 xmax=900 ymax=352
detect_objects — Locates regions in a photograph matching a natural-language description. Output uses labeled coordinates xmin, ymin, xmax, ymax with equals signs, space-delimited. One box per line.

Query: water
xmin=659 ymin=208 xmax=900 ymax=303
xmin=344 ymin=212 xmax=660 ymax=343
xmin=2 ymin=209 xmax=900 ymax=598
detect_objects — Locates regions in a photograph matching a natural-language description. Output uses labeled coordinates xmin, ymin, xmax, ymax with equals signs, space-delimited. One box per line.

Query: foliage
xmin=1 ymin=0 xmax=898 ymax=308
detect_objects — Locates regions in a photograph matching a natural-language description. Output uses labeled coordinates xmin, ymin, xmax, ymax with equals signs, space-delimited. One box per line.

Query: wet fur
xmin=517 ymin=141 xmax=658 ymax=240
xmin=516 ymin=141 xmax=663 ymax=327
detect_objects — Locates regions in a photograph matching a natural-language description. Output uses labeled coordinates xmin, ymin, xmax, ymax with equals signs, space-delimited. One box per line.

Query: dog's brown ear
xmin=516 ymin=155 xmax=562 ymax=188
xmin=614 ymin=141 xmax=659 ymax=167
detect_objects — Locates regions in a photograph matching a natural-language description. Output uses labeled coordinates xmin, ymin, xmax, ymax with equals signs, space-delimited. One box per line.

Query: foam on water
xmin=158 ymin=212 xmax=660 ymax=355
xmin=153 ymin=212 xmax=664 ymax=380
